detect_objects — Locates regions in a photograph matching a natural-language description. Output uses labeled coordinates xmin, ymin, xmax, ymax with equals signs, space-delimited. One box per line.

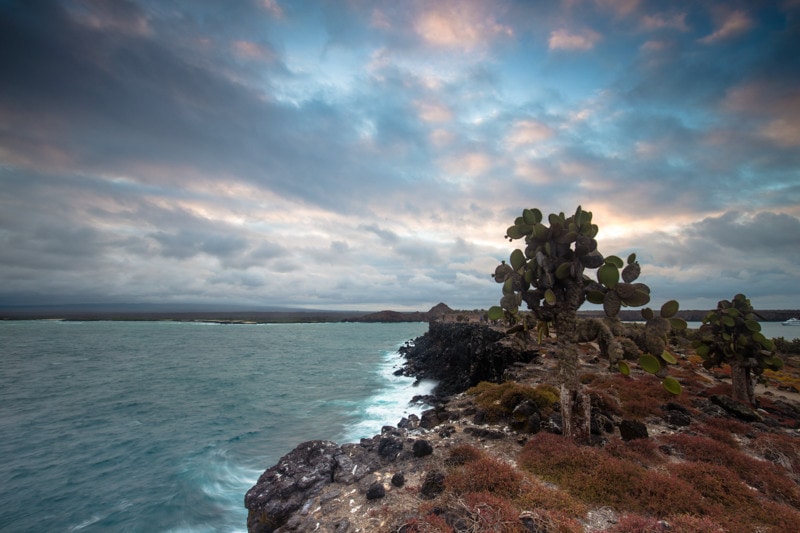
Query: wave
xmin=341 ymin=348 xmax=436 ymax=443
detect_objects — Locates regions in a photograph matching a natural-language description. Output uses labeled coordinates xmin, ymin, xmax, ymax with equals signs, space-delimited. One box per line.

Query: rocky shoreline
xmin=244 ymin=322 xmax=534 ymax=532
xmin=244 ymin=322 xmax=800 ymax=533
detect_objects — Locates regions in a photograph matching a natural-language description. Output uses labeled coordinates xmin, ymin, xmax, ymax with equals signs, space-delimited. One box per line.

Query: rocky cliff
xmin=398 ymin=322 xmax=539 ymax=397
xmin=244 ymin=322 xmax=800 ymax=533
xmin=244 ymin=322 xmax=535 ymax=532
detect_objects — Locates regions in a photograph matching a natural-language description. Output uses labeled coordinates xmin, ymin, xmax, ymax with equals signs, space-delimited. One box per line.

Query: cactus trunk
xmin=731 ymin=360 xmax=756 ymax=406
xmin=554 ymin=281 xmax=591 ymax=442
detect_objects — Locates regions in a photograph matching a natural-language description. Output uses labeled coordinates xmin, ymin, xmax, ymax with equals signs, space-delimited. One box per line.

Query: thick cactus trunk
xmin=554 ymin=281 xmax=591 ymax=443
xmin=731 ymin=361 xmax=756 ymax=406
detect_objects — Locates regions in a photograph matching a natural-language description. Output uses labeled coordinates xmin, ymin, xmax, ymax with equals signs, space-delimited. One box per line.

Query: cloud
xmin=260 ymin=0 xmax=284 ymax=19
xmin=724 ymin=82 xmax=800 ymax=148
xmin=548 ymin=28 xmax=602 ymax=51
xmin=699 ymin=9 xmax=754 ymax=44
xmin=595 ymin=0 xmax=641 ymax=18
xmin=640 ymin=11 xmax=689 ymax=32
xmin=505 ymin=120 xmax=555 ymax=148
xmin=414 ymin=1 xmax=513 ymax=51
xmin=1 ymin=0 xmax=799 ymax=311
xmin=232 ymin=40 xmax=278 ymax=63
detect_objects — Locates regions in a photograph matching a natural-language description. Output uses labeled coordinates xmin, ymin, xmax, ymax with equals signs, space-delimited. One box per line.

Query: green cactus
xmin=489 ymin=206 xmax=683 ymax=389
xmin=619 ymin=301 xmax=687 ymax=395
xmin=489 ymin=206 xmax=684 ymax=441
xmin=692 ymin=293 xmax=782 ymax=406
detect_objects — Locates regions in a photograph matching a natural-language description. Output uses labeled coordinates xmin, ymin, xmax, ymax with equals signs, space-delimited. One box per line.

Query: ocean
xmin=0 ymin=320 xmax=432 ymax=532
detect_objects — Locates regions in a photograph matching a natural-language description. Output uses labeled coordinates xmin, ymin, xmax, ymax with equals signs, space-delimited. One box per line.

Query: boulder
xmin=412 ymin=439 xmax=433 ymax=457
xmin=619 ymin=419 xmax=649 ymax=441
xmin=244 ymin=440 xmax=339 ymax=533
xmin=419 ymin=470 xmax=445 ymax=499
xmin=710 ymin=395 xmax=763 ymax=422
xmin=366 ymin=482 xmax=386 ymax=500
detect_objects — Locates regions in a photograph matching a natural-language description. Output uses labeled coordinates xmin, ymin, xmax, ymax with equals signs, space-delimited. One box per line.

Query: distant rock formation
xmin=347 ymin=303 xmax=454 ymax=323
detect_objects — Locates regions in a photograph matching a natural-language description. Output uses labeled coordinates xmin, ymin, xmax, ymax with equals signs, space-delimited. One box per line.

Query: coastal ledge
xmin=244 ymin=322 xmax=800 ymax=533
xmin=244 ymin=322 xmax=538 ymax=533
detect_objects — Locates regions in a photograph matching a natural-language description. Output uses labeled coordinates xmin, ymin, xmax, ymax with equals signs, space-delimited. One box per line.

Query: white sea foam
xmin=341 ymin=349 xmax=436 ymax=442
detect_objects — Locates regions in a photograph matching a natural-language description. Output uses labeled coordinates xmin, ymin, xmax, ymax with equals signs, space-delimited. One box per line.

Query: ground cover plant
xmin=393 ymin=346 xmax=800 ymax=533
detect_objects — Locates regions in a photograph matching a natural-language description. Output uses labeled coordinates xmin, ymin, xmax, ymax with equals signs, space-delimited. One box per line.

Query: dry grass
xmin=466 ymin=381 xmax=558 ymax=422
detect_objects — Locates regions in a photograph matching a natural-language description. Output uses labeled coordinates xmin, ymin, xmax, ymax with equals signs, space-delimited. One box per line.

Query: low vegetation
xmin=395 ymin=341 xmax=800 ymax=533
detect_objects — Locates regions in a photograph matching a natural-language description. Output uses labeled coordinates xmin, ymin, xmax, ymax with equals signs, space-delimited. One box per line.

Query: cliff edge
xmin=244 ymin=323 xmax=800 ymax=533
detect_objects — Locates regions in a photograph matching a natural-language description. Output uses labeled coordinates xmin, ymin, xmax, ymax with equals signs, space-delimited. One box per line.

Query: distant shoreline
xmin=1 ymin=306 xmax=799 ymax=324
xmin=0 ymin=310 xmax=369 ymax=324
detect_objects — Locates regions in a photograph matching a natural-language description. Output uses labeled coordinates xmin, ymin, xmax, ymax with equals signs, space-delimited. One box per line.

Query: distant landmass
xmin=0 ymin=301 xmax=797 ymax=323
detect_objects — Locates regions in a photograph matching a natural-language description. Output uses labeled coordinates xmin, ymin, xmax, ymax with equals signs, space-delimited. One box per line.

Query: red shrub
xmin=518 ymin=433 xmax=705 ymax=515
xmin=604 ymin=436 xmax=665 ymax=467
xmin=446 ymin=451 xmax=522 ymax=497
xmin=462 ymin=491 xmax=525 ymax=532
xmin=665 ymin=433 xmax=800 ymax=506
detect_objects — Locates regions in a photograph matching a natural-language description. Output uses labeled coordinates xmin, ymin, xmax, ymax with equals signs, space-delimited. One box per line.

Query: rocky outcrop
xmin=244 ymin=417 xmax=457 ymax=533
xmin=346 ymin=303 xmax=454 ymax=323
xmin=399 ymin=322 xmax=540 ymax=397
xmin=244 ymin=322 xmax=539 ymax=532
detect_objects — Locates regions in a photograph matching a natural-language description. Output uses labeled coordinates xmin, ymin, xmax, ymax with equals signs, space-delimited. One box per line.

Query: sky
xmin=1 ymin=0 xmax=799 ymax=312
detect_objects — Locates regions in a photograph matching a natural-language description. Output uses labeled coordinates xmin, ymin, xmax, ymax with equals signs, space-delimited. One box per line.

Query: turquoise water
xmin=0 ymin=321 xmax=432 ymax=532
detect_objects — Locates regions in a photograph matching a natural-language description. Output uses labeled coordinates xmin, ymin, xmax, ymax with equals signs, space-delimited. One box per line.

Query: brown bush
xmin=664 ymin=433 xmax=800 ymax=506
xmin=445 ymin=451 xmax=522 ymax=497
xmin=466 ymin=381 xmax=558 ymax=422
xmin=513 ymin=481 xmax=588 ymax=518
xmin=609 ymin=513 xmax=725 ymax=533
xmin=518 ymin=433 xmax=705 ymax=516
xmin=751 ymin=432 xmax=800 ymax=476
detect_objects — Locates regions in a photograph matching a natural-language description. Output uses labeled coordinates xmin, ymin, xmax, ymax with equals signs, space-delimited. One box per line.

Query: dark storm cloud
xmin=690 ymin=211 xmax=800 ymax=255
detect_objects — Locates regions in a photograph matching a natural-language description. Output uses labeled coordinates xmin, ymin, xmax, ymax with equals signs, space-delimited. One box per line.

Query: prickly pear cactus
xmin=692 ymin=293 xmax=781 ymax=405
xmin=618 ymin=300 xmax=687 ymax=395
xmin=585 ymin=253 xmax=652 ymax=317
xmin=489 ymin=206 xmax=684 ymax=395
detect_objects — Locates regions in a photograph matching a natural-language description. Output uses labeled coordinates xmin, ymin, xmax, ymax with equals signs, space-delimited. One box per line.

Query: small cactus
xmin=692 ymin=293 xmax=781 ymax=406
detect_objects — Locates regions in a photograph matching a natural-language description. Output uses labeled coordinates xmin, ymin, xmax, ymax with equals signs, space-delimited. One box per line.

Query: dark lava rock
xmin=710 ymin=394 xmax=763 ymax=422
xmin=397 ymin=414 xmax=420 ymax=430
xmin=378 ymin=436 xmax=404 ymax=461
xmin=244 ymin=440 xmax=339 ymax=533
xmin=366 ymin=482 xmax=386 ymax=500
xmin=399 ymin=322 xmax=539 ymax=397
xmin=663 ymin=410 xmax=692 ymax=427
xmin=391 ymin=472 xmax=405 ymax=487
xmin=619 ymin=419 xmax=649 ymax=441
xmin=420 ymin=407 xmax=450 ymax=429
xmin=464 ymin=426 xmax=506 ymax=439
xmin=592 ymin=413 xmax=615 ymax=434
xmin=412 ymin=439 xmax=433 ymax=457
xmin=420 ymin=470 xmax=446 ymax=499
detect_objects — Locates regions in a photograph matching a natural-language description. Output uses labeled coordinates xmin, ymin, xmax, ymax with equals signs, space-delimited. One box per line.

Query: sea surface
xmin=0 ymin=321 xmax=432 ymax=533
